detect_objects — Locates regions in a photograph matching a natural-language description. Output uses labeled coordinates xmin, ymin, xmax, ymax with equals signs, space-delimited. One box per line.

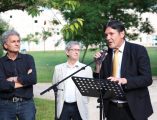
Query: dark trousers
xmin=59 ymin=102 xmax=82 ymax=120
xmin=106 ymin=102 xmax=135 ymax=120
xmin=0 ymin=99 xmax=36 ymax=120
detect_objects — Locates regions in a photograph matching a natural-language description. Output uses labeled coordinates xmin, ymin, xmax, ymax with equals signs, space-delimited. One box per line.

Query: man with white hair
xmin=0 ymin=29 xmax=37 ymax=120
xmin=52 ymin=41 xmax=93 ymax=120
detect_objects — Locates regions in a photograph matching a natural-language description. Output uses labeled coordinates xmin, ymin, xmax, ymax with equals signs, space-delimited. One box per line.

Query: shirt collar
xmin=119 ymin=41 xmax=125 ymax=53
xmin=113 ymin=41 xmax=125 ymax=53
xmin=66 ymin=61 xmax=80 ymax=68
xmin=4 ymin=52 xmax=22 ymax=61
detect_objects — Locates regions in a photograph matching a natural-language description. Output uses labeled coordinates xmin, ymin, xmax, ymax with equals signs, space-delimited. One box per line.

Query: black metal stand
xmin=71 ymin=76 xmax=125 ymax=120
xmin=98 ymin=91 xmax=104 ymax=120
xmin=100 ymin=100 xmax=103 ymax=120
xmin=40 ymin=61 xmax=95 ymax=120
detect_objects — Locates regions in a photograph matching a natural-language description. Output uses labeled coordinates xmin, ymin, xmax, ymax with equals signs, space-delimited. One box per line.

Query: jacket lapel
xmin=107 ymin=49 xmax=113 ymax=76
xmin=121 ymin=42 xmax=129 ymax=77
xmin=60 ymin=63 xmax=68 ymax=87
xmin=101 ymin=48 xmax=112 ymax=78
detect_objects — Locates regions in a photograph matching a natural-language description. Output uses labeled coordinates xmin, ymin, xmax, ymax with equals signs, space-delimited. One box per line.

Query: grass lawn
xmin=28 ymin=47 xmax=157 ymax=83
xmin=28 ymin=50 xmax=96 ymax=82
xmin=29 ymin=51 xmax=67 ymax=83
xmin=35 ymin=98 xmax=54 ymax=120
xmin=34 ymin=48 xmax=157 ymax=120
xmin=146 ymin=47 xmax=157 ymax=76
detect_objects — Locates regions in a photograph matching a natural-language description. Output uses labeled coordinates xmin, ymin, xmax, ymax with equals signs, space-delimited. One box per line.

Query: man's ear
xmin=120 ymin=31 xmax=125 ymax=39
xmin=3 ymin=43 xmax=8 ymax=50
xmin=65 ymin=50 xmax=69 ymax=57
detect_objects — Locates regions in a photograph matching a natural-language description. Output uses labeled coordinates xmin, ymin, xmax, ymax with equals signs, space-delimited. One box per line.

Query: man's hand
xmin=107 ymin=76 xmax=127 ymax=85
xmin=27 ymin=69 xmax=32 ymax=74
xmin=15 ymin=82 xmax=23 ymax=88
xmin=6 ymin=68 xmax=32 ymax=87
xmin=94 ymin=52 xmax=102 ymax=73
xmin=7 ymin=77 xmax=18 ymax=82
xmin=7 ymin=77 xmax=23 ymax=88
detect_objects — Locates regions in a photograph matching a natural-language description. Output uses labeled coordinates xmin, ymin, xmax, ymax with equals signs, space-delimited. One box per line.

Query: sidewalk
xmin=34 ymin=78 xmax=157 ymax=120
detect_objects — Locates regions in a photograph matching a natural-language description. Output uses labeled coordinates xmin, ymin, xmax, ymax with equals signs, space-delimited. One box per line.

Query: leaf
xmin=73 ymin=23 xmax=79 ymax=30
xmin=70 ymin=24 xmax=75 ymax=32
xmin=26 ymin=6 xmax=40 ymax=17
xmin=76 ymin=18 xmax=84 ymax=26
xmin=65 ymin=31 xmax=70 ymax=39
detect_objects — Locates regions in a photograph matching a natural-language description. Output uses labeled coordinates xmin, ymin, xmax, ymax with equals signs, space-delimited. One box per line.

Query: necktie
xmin=112 ymin=49 xmax=119 ymax=77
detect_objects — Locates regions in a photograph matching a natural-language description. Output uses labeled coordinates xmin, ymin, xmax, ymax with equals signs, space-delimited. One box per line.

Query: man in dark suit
xmin=94 ymin=20 xmax=153 ymax=120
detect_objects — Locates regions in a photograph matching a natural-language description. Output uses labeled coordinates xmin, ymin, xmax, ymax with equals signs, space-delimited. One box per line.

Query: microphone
xmin=96 ymin=49 xmax=108 ymax=63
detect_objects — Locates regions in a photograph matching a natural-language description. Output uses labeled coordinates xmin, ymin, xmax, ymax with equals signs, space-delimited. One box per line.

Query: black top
xmin=0 ymin=53 xmax=37 ymax=99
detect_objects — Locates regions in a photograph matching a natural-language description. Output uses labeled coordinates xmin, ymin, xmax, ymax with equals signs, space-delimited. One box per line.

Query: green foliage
xmin=62 ymin=0 xmax=80 ymax=11
xmin=26 ymin=6 xmax=41 ymax=17
xmin=0 ymin=18 xmax=9 ymax=35
xmin=22 ymin=33 xmax=39 ymax=44
xmin=0 ymin=0 xmax=39 ymax=13
xmin=1 ymin=0 xmax=157 ymax=62
xmin=54 ymin=39 xmax=62 ymax=47
xmin=41 ymin=29 xmax=52 ymax=40
xmin=60 ymin=0 xmax=157 ymax=61
xmin=22 ymin=33 xmax=39 ymax=51
xmin=0 ymin=0 xmax=80 ymax=16
xmin=0 ymin=18 xmax=9 ymax=56
xmin=139 ymin=18 xmax=154 ymax=34
xmin=61 ymin=18 xmax=84 ymax=40
xmin=62 ymin=0 xmax=157 ymax=45
xmin=0 ymin=44 xmax=3 ymax=57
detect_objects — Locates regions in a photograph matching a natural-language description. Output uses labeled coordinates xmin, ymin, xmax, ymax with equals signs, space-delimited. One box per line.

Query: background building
xmin=0 ymin=8 xmax=66 ymax=51
xmin=0 ymin=9 xmax=157 ymax=51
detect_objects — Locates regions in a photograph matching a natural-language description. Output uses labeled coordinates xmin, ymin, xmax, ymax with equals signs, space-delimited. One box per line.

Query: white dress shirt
xmin=64 ymin=62 xmax=79 ymax=103
xmin=112 ymin=41 xmax=127 ymax=103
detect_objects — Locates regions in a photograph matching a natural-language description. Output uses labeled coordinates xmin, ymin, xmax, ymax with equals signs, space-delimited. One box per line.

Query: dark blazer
xmin=96 ymin=41 xmax=153 ymax=120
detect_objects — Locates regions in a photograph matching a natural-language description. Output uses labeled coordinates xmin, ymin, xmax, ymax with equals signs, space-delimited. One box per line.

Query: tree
xmin=0 ymin=18 xmax=9 ymax=35
xmin=0 ymin=0 xmax=83 ymax=52
xmin=0 ymin=0 xmax=40 ymax=16
xmin=61 ymin=0 xmax=157 ymax=62
xmin=0 ymin=0 xmax=83 ymax=37
xmin=22 ymin=33 xmax=39 ymax=51
xmin=139 ymin=18 xmax=154 ymax=34
xmin=0 ymin=18 xmax=9 ymax=56
xmin=41 ymin=28 xmax=52 ymax=51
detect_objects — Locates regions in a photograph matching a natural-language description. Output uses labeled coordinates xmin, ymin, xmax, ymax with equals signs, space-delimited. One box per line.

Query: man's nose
xmin=15 ymin=42 xmax=20 ymax=45
xmin=106 ymin=34 xmax=111 ymax=40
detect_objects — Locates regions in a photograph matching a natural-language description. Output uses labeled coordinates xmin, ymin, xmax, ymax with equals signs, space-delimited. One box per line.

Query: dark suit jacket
xmin=94 ymin=41 xmax=153 ymax=120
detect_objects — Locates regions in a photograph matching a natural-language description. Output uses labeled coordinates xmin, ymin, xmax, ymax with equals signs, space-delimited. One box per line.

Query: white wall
xmin=1 ymin=9 xmax=157 ymax=49
xmin=0 ymin=8 xmax=66 ymax=51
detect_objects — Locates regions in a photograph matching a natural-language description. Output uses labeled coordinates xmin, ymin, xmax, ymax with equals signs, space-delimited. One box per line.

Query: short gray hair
xmin=65 ymin=41 xmax=81 ymax=51
xmin=1 ymin=29 xmax=21 ymax=50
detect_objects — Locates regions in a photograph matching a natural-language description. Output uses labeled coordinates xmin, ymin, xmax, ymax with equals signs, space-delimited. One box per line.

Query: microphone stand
xmin=97 ymin=63 xmax=105 ymax=120
xmin=96 ymin=50 xmax=108 ymax=120
xmin=40 ymin=60 xmax=95 ymax=120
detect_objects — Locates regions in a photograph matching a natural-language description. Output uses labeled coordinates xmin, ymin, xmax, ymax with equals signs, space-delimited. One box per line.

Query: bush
xmin=0 ymin=45 xmax=3 ymax=57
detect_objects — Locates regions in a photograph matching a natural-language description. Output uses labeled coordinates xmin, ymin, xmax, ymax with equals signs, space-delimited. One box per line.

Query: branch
xmin=0 ymin=2 xmax=28 ymax=12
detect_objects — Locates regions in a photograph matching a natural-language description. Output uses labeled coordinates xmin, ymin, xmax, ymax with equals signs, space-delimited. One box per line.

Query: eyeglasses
xmin=69 ymin=49 xmax=81 ymax=52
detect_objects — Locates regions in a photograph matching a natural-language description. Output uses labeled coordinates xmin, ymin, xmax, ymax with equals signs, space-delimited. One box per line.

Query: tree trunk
xmin=44 ymin=40 xmax=45 ymax=52
xmin=28 ymin=42 xmax=30 ymax=51
xmin=81 ymin=45 xmax=88 ymax=63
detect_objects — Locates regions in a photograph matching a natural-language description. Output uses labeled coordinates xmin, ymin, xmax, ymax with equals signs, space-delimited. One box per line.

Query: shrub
xmin=0 ymin=44 xmax=3 ymax=57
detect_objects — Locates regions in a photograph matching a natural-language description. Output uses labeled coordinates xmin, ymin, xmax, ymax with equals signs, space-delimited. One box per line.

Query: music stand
xmin=72 ymin=76 xmax=125 ymax=99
